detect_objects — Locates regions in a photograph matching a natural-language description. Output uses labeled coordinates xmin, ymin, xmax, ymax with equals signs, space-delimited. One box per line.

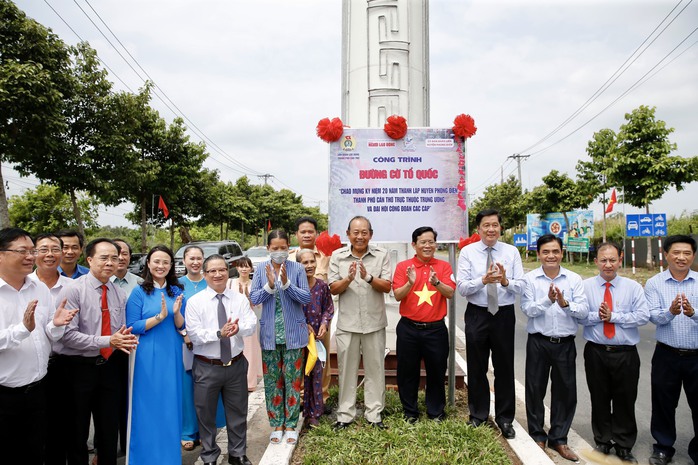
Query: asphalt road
xmin=453 ymin=291 xmax=693 ymax=464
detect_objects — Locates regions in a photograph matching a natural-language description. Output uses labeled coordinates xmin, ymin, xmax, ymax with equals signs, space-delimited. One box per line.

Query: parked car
xmin=244 ymin=246 xmax=270 ymax=276
xmin=128 ymin=253 xmax=147 ymax=277
xmin=174 ymin=241 xmax=244 ymax=278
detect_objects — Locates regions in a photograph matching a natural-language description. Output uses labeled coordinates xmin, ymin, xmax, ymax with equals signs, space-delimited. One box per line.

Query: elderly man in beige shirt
xmin=329 ymin=216 xmax=391 ymax=430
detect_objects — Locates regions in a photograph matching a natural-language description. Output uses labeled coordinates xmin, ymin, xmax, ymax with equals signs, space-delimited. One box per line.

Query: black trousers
xmin=650 ymin=343 xmax=698 ymax=463
xmin=0 ymin=377 xmax=47 ymax=465
xmin=45 ymin=356 xmax=70 ymax=465
xmin=396 ymin=317 xmax=449 ymax=419
xmin=464 ymin=303 xmax=515 ymax=425
xmin=64 ymin=352 xmax=127 ymax=465
xmin=584 ymin=341 xmax=640 ymax=449
xmin=525 ymin=333 xmax=577 ymax=447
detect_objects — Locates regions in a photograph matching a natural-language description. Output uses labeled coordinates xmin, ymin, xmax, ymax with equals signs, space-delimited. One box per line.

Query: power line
xmin=517 ymin=0 xmax=693 ymax=155
xmin=526 ymin=26 xmax=698 ymax=158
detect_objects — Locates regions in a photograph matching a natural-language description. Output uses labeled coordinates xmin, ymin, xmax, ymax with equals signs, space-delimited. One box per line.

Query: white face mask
xmin=269 ymin=251 xmax=288 ymax=264
xmin=315 ymin=340 xmax=327 ymax=368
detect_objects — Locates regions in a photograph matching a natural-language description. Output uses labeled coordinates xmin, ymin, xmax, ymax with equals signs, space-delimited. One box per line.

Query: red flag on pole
xmin=158 ymin=196 xmax=169 ymax=219
xmin=605 ymin=188 xmax=617 ymax=214
xmin=267 ymin=220 xmax=272 ymax=232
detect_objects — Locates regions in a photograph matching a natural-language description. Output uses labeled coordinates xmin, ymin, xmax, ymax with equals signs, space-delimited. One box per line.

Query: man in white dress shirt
xmin=0 ymin=227 xmax=77 ymax=465
xmin=187 ymin=254 xmax=257 ymax=465
xmin=457 ymin=209 xmax=524 ymax=439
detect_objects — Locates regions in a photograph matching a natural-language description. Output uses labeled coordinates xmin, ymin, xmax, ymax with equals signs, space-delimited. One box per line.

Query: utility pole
xmin=257 ymin=174 xmax=274 ymax=185
xmin=508 ymin=153 xmax=530 ymax=191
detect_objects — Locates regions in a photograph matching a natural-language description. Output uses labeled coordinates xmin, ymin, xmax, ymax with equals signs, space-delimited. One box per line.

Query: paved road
xmin=453 ymin=292 xmax=693 ymax=465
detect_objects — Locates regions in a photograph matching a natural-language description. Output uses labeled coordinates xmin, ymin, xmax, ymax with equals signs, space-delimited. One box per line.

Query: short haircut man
xmin=520 ymin=234 xmax=589 ymax=462
xmin=581 ymin=242 xmax=649 ymax=463
xmin=288 ymin=215 xmax=333 ymax=405
xmin=186 ymin=254 xmax=257 ymax=465
xmin=0 ymin=227 xmax=77 ymax=464
xmin=456 ymin=209 xmax=524 ymax=439
xmin=110 ymin=238 xmax=142 ymax=298
xmin=55 ymin=230 xmax=89 ymax=279
xmin=329 ymin=216 xmax=391 ymax=430
xmin=54 ymin=237 xmax=136 ymax=465
xmin=393 ymin=226 xmax=455 ymax=422
xmin=645 ymin=235 xmax=698 ymax=465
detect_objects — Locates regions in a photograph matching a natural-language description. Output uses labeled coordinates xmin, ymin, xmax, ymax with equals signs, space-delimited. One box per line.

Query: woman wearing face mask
xmin=250 ymin=230 xmax=311 ymax=445
xmin=226 ymin=256 xmax=263 ymax=392
xmin=295 ymin=249 xmax=334 ymax=427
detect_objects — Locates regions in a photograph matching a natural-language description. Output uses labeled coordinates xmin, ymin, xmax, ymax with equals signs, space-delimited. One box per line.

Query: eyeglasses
xmin=416 ymin=240 xmax=436 ymax=246
xmin=205 ymin=269 xmax=228 ymax=276
xmin=94 ymin=255 xmax=119 ymax=263
xmin=0 ymin=249 xmax=39 ymax=256
xmin=37 ymin=248 xmax=62 ymax=255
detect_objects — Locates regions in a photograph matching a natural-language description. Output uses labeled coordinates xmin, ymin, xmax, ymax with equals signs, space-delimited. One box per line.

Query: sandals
xmin=269 ymin=429 xmax=284 ymax=444
xmin=285 ymin=429 xmax=298 ymax=444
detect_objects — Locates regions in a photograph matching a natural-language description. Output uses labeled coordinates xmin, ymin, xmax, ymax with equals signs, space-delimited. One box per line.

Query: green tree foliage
xmin=608 ymin=105 xmax=697 ymax=211
xmin=469 ymin=175 xmax=526 ymax=231
xmin=576 ymin=128 xmax=617 ymax=207
xmin=0 ymin=0 xmax=72 ymax=227
xmin=8 ymin=184 xmax=98 ymax=236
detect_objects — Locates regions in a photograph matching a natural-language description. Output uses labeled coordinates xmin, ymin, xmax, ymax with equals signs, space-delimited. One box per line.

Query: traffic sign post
xmin=625 ymin=213 xmax=667 ymax=238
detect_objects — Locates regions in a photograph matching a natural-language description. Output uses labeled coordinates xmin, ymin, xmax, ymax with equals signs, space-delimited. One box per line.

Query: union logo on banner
xmin=341 ymin=135 xmax=356 ymax=151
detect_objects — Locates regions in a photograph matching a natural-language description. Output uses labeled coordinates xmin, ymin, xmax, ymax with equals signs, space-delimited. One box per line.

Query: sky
xmin=8 ymin=0 xmax=698 ymax=229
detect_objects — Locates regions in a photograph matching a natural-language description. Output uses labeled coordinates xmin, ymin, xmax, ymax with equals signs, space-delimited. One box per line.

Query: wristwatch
xmin=433 ymin=280 xmax=441 ymax=286
xmin=178 ymin=328 xmax=187 ymax=337
xmin=216 ymin=330 xmax=223 ymax=339
xmin=155 ymin=313 xmax=162 ymax=321
xmin=366 ymin=274 xmax=374 ymax=284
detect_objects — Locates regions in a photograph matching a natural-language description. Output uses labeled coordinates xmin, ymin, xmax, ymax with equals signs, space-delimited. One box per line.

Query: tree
xmin=0 ymin=0 xmax=71 ymax=226
xmin=8 ymin=184 xmax=98 ymax=236
xmin=576 ymin=128 xmax=618 ymax=241
xmin=9 ymin=41 xmax=124 ymax=237
xmin=469 ymin=176 xmax=526 ymax=231
xmin=607 ymin=105 xmax=698 ymax=266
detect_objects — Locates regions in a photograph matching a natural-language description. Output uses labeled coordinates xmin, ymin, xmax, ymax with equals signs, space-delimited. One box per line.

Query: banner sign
xmin=328 ymin=128 xmax=467 ymax=242
xmin=625 ymin=213 xmax=667 ymax=237
xmin=526 ymin=210 xmax=594 ymax=251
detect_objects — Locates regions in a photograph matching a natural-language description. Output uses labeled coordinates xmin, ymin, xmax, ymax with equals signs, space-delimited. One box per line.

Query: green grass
xmin=292 ymin=388 xmax=512 ymax=465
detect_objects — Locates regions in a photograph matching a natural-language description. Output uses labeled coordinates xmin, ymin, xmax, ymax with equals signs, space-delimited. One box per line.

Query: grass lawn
xmin=292 ymin=388 xmax=514 ymax=465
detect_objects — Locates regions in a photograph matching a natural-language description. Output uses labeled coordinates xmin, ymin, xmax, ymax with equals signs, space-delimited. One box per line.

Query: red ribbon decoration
xmin=452 ymin=114 xmax=477 ymax=139
xmin=458 ymin=232 xmax=481 ymax=250
xmin=316 ymin=117 xmax=344 ymax=143
xmin=383 ymin=115 xmax=408 ymax=140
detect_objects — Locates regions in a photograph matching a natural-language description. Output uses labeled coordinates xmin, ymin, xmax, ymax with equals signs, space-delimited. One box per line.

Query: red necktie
xmin=603 ymin=282 xmax=615 ymax=339
xmin=100 ymin=285 xmax=113 ymax=360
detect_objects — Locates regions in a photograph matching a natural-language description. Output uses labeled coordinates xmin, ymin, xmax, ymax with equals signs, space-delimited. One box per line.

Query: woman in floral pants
xmin=250 ymin=230 xmax=311 ymax=445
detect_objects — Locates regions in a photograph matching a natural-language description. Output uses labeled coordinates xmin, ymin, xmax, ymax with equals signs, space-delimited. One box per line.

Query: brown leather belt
xmin=195 ymin=353 xmax=244 ymax=366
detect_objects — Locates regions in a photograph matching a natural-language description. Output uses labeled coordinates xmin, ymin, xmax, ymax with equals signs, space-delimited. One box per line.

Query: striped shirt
xmin=646 ymin=269 xmax=698 ymax=350
xmin=582 ymin=275 xmax=649 ymax=346
xmin=250 ymin=259 xmax=310 ymax=350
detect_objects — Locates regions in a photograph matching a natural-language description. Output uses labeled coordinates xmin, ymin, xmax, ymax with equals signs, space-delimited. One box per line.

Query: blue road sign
xmin=513 ymin=234 xmax=528 ymax=247
xmin=626 ymin=213 xmax=667 ymax=237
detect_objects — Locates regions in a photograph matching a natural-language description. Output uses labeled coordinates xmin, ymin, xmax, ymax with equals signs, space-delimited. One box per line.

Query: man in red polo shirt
xmin=393 ymin=226 xmax=455 ymax=422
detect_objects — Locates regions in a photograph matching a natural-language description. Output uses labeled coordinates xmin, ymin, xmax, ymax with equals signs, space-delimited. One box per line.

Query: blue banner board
xmin=513 ymin=234 xmax=528 ymax=247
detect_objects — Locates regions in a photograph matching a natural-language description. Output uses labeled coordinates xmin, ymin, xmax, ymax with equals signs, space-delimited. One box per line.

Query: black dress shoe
xmin=615 ymin=447 xmax=637 ymax=464
xmin=369 ymin=421 xmax=388 ymax=430
xmin=404 ymin=415 xmax=418 ymax=424
xmin=467 ymin=417 xmax=483 ymax=428
xmin=593 ymin=443 xmax=612 ymax=455
xmin=497 ymin=422 xmax=515 ymax=439
xmin=204 ymin=462 xmax=215 ymax=465
xmin=648 ymin=451 xmax=672 ymax=465
xmin=228 ymin=455 xmax=253 ymax=465
xmin=333 ymin=421 xmax=352 ymax=431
